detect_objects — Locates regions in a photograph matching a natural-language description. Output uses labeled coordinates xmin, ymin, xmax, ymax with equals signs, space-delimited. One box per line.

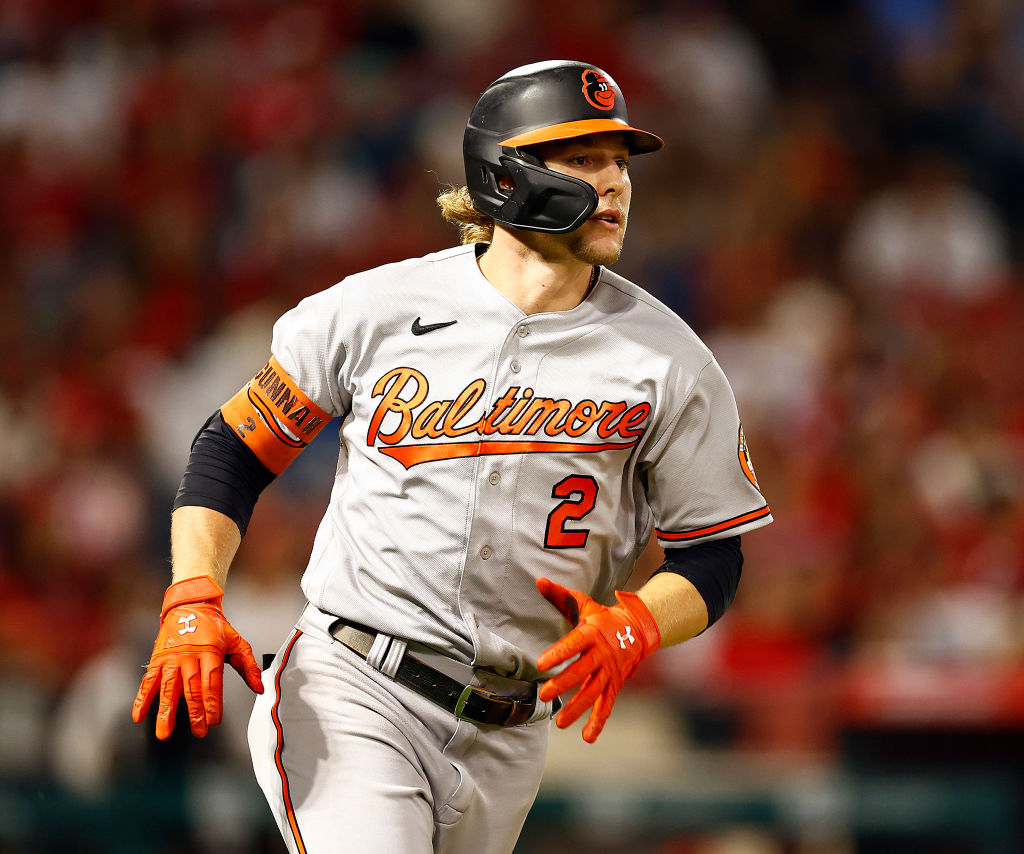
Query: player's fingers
xmin=201 ymin=652 xmax=225 ymax=730
xmin=555 ymin=672 xmax=606 ymax=730
xmin=536 ymin=627 xmax=593 ymax=672
xmin=536 ymin=577 xmax=582 ymax=624
xmin=155 ymin=665 xmax=183 ymax=741
xmin=132 ymin=665 xmax=160 ymax=723
xmin=180 ymin=657 xmax=208 ymax=738
xmin=567 ymin=667 xmax=607 ymax=716
xmin=581 ymin=684 xmax=618 ymax=743
xmin=226 ymin=633 xmax=264 ymax=694
xmin=538 ymin=651 xmax=597 ymax=702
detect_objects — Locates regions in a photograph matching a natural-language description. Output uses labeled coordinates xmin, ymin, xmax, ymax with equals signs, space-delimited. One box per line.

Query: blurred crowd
xmin=2 ymin=0 xmax=1024 ymax=851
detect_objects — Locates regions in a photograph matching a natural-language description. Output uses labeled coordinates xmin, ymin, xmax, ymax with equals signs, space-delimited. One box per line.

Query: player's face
xmin=531 ymin=133 xmax=632 ymax=267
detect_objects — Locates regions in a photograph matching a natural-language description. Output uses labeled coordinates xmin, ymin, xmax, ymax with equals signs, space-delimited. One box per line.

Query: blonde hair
xmin=436 ymin=185 xmax=495 ymax=245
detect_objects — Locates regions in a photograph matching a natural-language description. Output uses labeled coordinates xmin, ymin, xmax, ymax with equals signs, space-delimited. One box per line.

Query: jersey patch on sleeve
xmin=738 ymin=424 xmax=761 ymax=490
xmin=220 ymin=356 xmax=331 ymax=474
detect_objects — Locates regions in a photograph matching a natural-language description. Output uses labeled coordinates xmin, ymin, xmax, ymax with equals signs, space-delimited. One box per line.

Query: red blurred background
xmin=2 ymin=2 xmax=1023 ymax=852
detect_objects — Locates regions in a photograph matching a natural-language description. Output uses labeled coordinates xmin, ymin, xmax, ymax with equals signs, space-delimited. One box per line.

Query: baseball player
xmin=132 ymin=60 xmax=772 ymax=854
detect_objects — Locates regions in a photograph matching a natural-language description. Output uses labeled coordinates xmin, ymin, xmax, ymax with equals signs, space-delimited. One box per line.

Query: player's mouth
xmin=590 ymin=209 xmax=621 ymax=229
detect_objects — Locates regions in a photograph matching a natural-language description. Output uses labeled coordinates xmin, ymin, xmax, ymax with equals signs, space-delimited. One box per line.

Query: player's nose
xmin=594 ymin=159 xmax=626 ymax=197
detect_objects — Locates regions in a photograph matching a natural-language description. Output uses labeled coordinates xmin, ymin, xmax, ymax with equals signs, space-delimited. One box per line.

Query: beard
xmin=566 ymin=217 xmax=628 ymax=267
xmin=510 ymin=210 xmax=629 ymax=268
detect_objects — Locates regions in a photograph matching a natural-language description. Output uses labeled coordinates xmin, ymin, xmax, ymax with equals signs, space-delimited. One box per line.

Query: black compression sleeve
xmin=653 ymin=535 xmax=743 ymax=629
xmin=173 ymin=411 xmax=277 ymax=536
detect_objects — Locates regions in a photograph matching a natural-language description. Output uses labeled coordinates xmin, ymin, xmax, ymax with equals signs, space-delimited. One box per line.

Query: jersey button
xmin=510 ymin=360 xmax=521 ymax=373
xmin=516 ymin=325 xmax=529 ymax=338
xmin=480 ymin=546 xmax=493 ymax=560
xmin=488 ymin=472 xmax=501 ymax=485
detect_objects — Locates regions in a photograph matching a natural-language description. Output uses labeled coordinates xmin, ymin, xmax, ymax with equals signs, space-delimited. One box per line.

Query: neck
xmin=476 ymin=227 xmax=596 ymax=315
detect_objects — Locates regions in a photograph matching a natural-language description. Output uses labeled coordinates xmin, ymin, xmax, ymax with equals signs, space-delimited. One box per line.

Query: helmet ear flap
xmin=495 ymin=156 xmax=598 ymax=234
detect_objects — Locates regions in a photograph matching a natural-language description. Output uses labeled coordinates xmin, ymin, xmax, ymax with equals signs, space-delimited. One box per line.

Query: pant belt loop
xmin=365 ymin=632 xmax=393 ymax=672
xmin=526 ymin=695 xmax=557 ymax=724
xmin=380 ymin=637 xmax=407 ymax=679
xmin=364 ymin=630 xmax=408 ymax=680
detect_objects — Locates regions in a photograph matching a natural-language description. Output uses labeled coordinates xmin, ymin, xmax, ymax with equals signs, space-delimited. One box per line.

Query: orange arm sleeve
xmin=219 ymin=356 xmax=332 ymax=475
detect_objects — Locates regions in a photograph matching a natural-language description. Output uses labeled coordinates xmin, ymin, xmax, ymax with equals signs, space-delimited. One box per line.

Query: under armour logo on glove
xmin=178 ymin=613 xmax=197 ymax=635
xmin=616 ymin=626 xmax=635 ymax=649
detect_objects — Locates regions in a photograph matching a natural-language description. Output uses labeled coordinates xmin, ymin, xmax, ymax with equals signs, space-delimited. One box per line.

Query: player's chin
xmin=570 ymin=230 xmax=626 ymax=267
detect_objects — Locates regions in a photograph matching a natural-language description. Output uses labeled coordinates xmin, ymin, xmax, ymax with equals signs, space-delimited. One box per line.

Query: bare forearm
xmin=636 ymin=571 xmax=709 ymax=648
xmin=170 ymin=505 xmax=242 ymax=587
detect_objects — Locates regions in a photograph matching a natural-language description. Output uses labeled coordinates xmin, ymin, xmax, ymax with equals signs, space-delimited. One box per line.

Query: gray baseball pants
xmin=248 ymin=605 xmax=552 ymax=854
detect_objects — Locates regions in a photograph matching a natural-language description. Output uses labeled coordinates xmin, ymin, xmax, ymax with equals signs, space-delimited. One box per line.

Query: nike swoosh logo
xmin=411 ymin=317 xmax=458 ymax=335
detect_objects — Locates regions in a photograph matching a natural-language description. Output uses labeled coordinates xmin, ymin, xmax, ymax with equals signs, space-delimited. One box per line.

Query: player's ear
xmin=497 ymin=175 xmax=515 ymax=193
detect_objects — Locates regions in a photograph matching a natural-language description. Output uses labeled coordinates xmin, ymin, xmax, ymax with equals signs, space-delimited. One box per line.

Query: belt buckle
xmin=454 ymin=684 xmax=526 ymax=727
xmin=454 ymin=684 xmax=492 ymax=725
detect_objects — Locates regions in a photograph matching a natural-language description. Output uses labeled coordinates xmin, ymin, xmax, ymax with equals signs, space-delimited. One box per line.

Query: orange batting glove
xmin=536 ymin=577 xmax=661 ymax=743
xmin=132 ymin=575 xmax=263 ymax=740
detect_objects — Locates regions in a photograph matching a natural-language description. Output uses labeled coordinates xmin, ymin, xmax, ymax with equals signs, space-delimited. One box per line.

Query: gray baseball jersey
xmin=265 ymin=242 xmax=771 ymax=680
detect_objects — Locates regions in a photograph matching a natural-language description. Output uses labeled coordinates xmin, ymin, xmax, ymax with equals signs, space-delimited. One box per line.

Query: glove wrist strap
xmin=614 ymin=590 xmax=661 ymax=656
xmin=161 ymin=575 xmax=224 ymax=621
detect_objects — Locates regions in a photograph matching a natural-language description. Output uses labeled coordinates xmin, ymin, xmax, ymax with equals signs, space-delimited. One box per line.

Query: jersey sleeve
xmin=270 ymin=283 xmax=352 ymax=418
xmin=642 ymin=357 xmax=772 ymax=547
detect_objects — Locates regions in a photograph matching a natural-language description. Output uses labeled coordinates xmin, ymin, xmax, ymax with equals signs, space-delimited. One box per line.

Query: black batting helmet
xmin=463 ymin=60 xmax=663 ymax=234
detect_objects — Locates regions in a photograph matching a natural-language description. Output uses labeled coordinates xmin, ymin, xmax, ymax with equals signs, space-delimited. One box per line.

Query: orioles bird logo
xmin=738 ymin=425 xmax=761 ymax=490
xmin=581 ymin=69 xmax=616 ymax=111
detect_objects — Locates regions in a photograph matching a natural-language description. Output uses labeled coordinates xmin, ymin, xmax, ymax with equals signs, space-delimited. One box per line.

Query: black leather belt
xmin=328 ymin=618 xmax=549 ymax=727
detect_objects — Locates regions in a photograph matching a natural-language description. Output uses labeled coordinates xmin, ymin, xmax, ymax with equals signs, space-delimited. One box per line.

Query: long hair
xmin=436 ymin=185 xmax=494 ymax=245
